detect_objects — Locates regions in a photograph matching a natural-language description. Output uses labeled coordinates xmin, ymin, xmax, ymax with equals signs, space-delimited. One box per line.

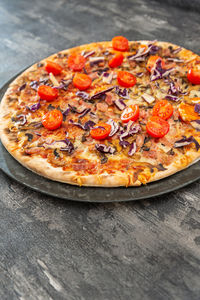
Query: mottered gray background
xmin=0 ymin=0 xmax=200 ymax=299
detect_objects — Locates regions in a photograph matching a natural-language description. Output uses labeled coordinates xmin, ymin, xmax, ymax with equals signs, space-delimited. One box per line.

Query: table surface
xmin=0 ymin=0 xmax=200 ymax=299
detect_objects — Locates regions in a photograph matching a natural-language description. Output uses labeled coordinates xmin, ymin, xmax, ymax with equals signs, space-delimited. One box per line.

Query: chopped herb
xmin=100 ymin=155 xmax=108 ymax=164
xmin=47 ymin=104 xmax=56 ymax=110
xmin=53 ymin=149 xmax=60 ymax=158
xmin=25 ymin=133 xmax=33 ymax=141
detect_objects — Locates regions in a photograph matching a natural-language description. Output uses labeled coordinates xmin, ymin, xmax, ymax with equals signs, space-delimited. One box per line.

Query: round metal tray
xmin=0 ymin=72 xmax=199 ymax=202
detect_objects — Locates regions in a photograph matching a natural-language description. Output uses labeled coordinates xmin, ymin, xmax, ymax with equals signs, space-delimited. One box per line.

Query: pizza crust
xmin=0 ymin=41 xmax=200 ymax=187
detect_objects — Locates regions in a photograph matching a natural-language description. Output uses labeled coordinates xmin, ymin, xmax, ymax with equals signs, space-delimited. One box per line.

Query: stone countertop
xmin=0 ymin=0 xmax=200 ymax=299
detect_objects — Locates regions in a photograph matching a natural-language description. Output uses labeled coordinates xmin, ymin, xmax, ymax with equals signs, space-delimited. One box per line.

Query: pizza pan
xmin=0 ymin=72 xmax=200 ymax=202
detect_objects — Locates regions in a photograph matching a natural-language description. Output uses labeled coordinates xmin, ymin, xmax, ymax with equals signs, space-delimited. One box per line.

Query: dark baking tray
xmin=0 ymin=72 xmax=200 ymax=202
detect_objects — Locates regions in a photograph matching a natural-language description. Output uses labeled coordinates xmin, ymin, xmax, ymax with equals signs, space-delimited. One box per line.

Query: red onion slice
xmin=83 ymin=50 xmax=95 ymax=58
xmin=190 ymin=120 xmax=200 ymax=131
xmin=107 ymin=119 xmax=119 ymax=137
xmin=95 ymin=144 xmax=116 ymax=154
xmin=174 ymin=136 xmax=200 ymax=150
xmin=128 ymin=142 xmax=136 ymax=156
xmin=114 ymin=98 xmax=126 ymax=111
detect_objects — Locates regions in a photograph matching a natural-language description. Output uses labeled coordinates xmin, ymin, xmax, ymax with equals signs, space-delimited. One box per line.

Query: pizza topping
xmin=90 ymin=123 xmax=111 ymax=140
xmin=152 ymin=100 xmax=173 ymax=120
xmin=178 ymin=102 xmax=199 ymax=122
xmin=146 ymin=116 xmax=170 ymax=138
xmin=128 ymin=142 xmax=137 ymax=156
xmin=54 ymin=79 xmax=72 ymax=91
xmin=136 ymin=72 xmax=144 ymax=78
xmin=109 ymin=53 xmax=124 ymax=68
xmin=49 ymin=73 xmax=60 ymax=86
xmin=150 ymin=58 xmax=174 ymax=81
xmin=172 ymin=47 xmax=182 ymax=54
xmin=59 ymin=138 xmax=74 ymax=154
xmin=30 ymin=79 xmax=50 ymax=91
xmin=142 ymin=93 xmax=155 ymax=104
xmin=15 ymin=114 xmax=27 ymax=125
xmin=26 ymin=100 xmax=40 ymax=112
xmin=38 ymin=85 xmax=58 ymax=101
xmin=194 ymin=103 xmax=200 ymax=115
xmin=102 ymin=72 xmax=113 ymax=84
xmin=165 ymin=95 xmax=180 ymax=102
xmin=187 ymin=68 xmax=200 ymax=85
xmin=112 ymin=36 xmax=129 ymax=52
xmin=89 ymin=56 xmax=105 ymax=66
xmin=73 ymin=73 xmax=92 ymax=90
xmin=96 ymin=102 xmax=108 ymax=112
xmin=121 ymin=105 xmax=139 ymax=123
xmin=117 ymin=71 xmax=137 ymax=88
xmin=79 ymin=108 xmax=91 ymax=118
xmin=115 ymin=86 xmax=129 ymax=99
xmin=174 ymin=136 xmax=200 ymax=151
xmin=62 ymin=107 xmax=70 ymax=117
xmin=114 ymin=98 xmax=126 ymax=110
xmin=18 ymin=83 xmax=26 ymax=91
xmin=147 ymin=56 xmax=165 ymax=72
xmin=167 ymin=57 xmax=184 ymax=63
xmin=76 ymin=91 xmax=90 ymax=99
xmin=128 ymin=42 xmax=158 ymax=61
xmin=45 ymin=61 xmax=63 ymax=75
xmin=106 ymin=119 xmax=119 ymax=137
xmin=42 ymin=109 xmax=63 ymax=130
xmin=91 ymin=86 xmax=115 ymax=99
xmin=95 ymin=143 xmax=116 ymax=154
xmin=190 ymin=119 xmax=200 ymax=131
xmin=119 ymin=122 xmax=141 ymax=142
xmin=70 ymin=119 xmax=95 ymax=131
xmin=68 ymin=54 xmax=86 ymax=71
xmin=83 ymin=50 xmax=95 ymax=58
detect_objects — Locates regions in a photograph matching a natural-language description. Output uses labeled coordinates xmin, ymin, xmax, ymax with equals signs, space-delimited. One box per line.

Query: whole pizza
xmin=0 ymin=37 xmax=200 ymax=186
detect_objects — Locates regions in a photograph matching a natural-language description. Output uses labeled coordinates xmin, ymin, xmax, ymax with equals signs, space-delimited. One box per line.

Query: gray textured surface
xmin=0 ymin=0 xmax=200 ymax=299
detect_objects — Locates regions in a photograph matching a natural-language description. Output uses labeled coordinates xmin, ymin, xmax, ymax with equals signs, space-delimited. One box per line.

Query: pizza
xmin=0 ymin=37 xmax=200 ymax=187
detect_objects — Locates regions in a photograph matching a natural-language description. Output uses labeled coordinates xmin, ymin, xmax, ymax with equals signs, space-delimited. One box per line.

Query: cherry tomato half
xmin=68 ymin=54 xmax=86 ymax=71
xmin=152 ymin=100 xmax=173 ymax=120
xmin=38 ymin=85 xmax=58 ymax=101
xmin=117 ymin=71 xmax=136 ymax=88
xmin=187 ymin=68 xmax=200 ymax=85
xmin=109 ymin=53 xmax=124 ymax=68
xmin=112 ymin=36 xmax=129 ymax=52
xmin=146 ymin=116 xmax=170 ymax=138
xmin=146 ymin=56 xmax=165 ymax=72
xmin=45 ymin=61 xmax=63 ymax=75
xmin=42 ymin=109 xmax=63 ymax=130
xmin=178 ymin=102 xmax=199 ymax=122
xmin=73 ymin=73 xmax=92 ymax=90
xmin=90 ymin=123 xmax=111 ymax=140
xmin=121 ymin=105 xmax=140 ymax=123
